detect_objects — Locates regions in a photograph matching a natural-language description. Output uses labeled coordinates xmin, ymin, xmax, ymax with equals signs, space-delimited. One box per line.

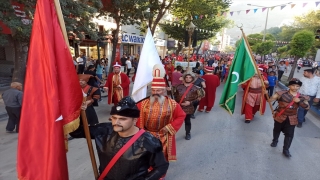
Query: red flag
xmin=17 ymin=0 xmax=83 ymax=179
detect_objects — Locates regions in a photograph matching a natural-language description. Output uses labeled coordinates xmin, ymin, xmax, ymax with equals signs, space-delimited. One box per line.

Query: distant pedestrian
xmin=277 ymin=61 xmax=287 ymax=81
xmin=77 ymin=55 xmax=85 ymax=74
xmin=2 ymin=82 xmax=23 ymax=133
xmin=125 ymin=59 xmax=132 ymax=77
xmin=267 ymin=71 xmax=278 ymax=97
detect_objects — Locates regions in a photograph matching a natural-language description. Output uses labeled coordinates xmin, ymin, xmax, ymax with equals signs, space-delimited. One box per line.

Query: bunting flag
xmin=166 ymin=2 xmax=316 ymax=20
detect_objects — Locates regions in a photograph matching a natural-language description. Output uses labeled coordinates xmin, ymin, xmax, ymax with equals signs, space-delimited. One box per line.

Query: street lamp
xmin=248 ymin=2 xmax=291 ymax=41
xmin=186 ymin=21 xmax=196 ymax=69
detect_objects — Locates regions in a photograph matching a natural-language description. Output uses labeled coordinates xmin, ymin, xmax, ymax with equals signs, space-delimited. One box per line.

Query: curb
xmin=277 ymin=81 xmax=320 ymax=118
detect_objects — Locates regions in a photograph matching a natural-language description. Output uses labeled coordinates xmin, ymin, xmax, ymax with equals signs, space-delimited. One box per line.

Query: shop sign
xmin=121 ymin=33 xmax=145 ymax=44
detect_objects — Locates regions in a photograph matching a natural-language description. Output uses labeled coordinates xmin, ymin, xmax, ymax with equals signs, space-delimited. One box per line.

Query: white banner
xmin=175 ymin=62 xmax=197 ymax=68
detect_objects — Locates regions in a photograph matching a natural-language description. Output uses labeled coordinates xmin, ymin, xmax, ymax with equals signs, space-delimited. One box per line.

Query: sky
xmin=227 ymin=0 xmax=320 ymax=38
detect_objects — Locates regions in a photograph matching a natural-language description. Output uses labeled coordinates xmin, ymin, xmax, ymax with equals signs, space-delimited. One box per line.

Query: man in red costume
xmin=104 ymin=62 xmax=130 ymax=105
xmin=137 ymin=64 xmax=186 ymax=162
xmin=241 ymin=70 xmax=269 ymax=123
xmin=164 ymin=60 xmax=174 ymax=82
xmin=198 ymin=66 xmax=220 ymax=112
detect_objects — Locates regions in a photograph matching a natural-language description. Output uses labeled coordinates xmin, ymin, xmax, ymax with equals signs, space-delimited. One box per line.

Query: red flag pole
xmin=53 ymin=0 xmax=99 ymax=179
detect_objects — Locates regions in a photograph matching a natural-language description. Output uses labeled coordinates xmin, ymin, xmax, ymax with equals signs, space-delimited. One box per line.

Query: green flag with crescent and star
xmin=219 ymin=37 xmax=257 ymax=114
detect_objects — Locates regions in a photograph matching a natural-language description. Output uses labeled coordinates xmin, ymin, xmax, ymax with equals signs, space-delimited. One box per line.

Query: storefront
xmin=120 ymin=33 xmax=145 ymax=56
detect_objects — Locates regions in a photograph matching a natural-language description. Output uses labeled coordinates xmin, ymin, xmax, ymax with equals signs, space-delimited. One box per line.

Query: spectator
xmin=267 ymin=71 xmax=278 ymax=97
xmin=277 ymin=61 xmax=287 ymax=81
xmin=76 ymin=55 xmax=85 ymax=74
xmin=171 ymin=65 xmax=183 ymax=86
xmin=126 ymin=58 xmax=132 ymax=77
xmin=120 ymin=54 xmax=127 ymax=72
xmin=84 ymin=65 xmax=103 ymax=87
xmin=2 ymin=82 xmax=23 ymax=133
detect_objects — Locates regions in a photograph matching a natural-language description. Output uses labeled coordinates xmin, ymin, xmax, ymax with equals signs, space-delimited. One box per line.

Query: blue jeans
xmin=297 ymin=96 xmax=315 ymax=123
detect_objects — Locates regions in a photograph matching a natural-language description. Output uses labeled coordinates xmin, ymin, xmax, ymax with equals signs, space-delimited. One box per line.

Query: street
xmin=1 ymin=73 xmax=320 ymax=180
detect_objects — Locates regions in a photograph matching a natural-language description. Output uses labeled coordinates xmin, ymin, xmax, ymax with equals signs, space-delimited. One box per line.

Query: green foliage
xmin=159 ymin=0 xmax=232 ymax=42
xmin=289 ymin=30 xmax=315 ymax=57
xmin=247 ymin=33 xmax=275 ymax=47
xmin=61 ymin=0 xmax=103 ymax=41
xmin=0 ymin=0 xmax=102 ymax=44
xmin=277 ymin=45 xmax=288 ymax=58
xmin=254 ymin=41 xmax=275 ymax=56
xmin=0 ymin=0 xmax=36 ymax=44
xmin=264 ymin=27 xmax=281 ymax=39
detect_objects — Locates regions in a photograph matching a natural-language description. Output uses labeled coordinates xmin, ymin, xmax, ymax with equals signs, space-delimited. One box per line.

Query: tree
xmin=264 ymin=27 xmax=281 ymax=39
xmin=276 ymin=45 xmax=288 ymax=64
xmin=288 ymin=30 xmax=315 ymax=80
xmin=159 ymin=0 xmax=232 ymax=53
xmin=145 ymin=0 xmax=176 ymax=35
xmin=0 ymin=0 xmax=101 ymax=83
xmin=254 ymin=41 xmax=275 ymax=59
xmin=99 ymin=0 xmax=149 ymax=73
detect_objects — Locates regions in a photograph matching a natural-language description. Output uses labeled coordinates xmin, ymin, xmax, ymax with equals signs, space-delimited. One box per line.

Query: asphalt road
xmin=1 ymin=73 xmax=320 ymax=180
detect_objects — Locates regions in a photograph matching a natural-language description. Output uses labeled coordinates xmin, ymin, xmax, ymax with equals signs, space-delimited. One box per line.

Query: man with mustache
xmin=136 ymin=64 xmax=186 ymax=163
xmin=70 ymin=96 xmax=169 ymax=179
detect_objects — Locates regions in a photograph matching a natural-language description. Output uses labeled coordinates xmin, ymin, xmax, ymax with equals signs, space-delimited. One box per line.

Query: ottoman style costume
xmin=78 ymin=74 xmax=100 ymax=125
xmin=173 ymin=71 xmax=201 ymax=140
xmin=270 ymin=79 xmax=309 ymax=157
xmin=198 ymin=66 xmax=220 ymax=112
xmin=105 ymin=62 xmax=130 ymax=105
xmin=137 ymin=64 xmax=186 ymax=161
xmin=241 ymin=70 xmax=269 ymax=123
xmin=70 ymin=97 xmax=169 ymax=180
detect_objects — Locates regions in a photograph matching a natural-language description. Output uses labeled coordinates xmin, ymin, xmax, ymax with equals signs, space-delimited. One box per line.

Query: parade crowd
xmin=2 ymin=51 xmax=320 ymax=180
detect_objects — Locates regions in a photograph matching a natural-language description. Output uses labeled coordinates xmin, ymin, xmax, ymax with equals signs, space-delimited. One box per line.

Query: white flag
xmin=131 ymin=28 xmax=162 ymax=102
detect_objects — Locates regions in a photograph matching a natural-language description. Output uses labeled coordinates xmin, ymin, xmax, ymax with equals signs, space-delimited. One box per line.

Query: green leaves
xmin=289 ymin=30 xmax=315 ymax=58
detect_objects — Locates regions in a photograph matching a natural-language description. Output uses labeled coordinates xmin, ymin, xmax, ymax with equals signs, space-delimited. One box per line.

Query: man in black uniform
xmin=268 ymin=78 xmax=309 ymax=158
xmin=71 ymin=96 xmax=169 ymax=180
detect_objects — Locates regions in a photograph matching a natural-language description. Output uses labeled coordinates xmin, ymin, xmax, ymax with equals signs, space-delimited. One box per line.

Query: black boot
xmin=283 ymin=136 xmax=293 ymax=157
xmin=270 ymin=131 xmax=280 ymax=147
xmin=185 ymin=133 xmax=191 ymax=140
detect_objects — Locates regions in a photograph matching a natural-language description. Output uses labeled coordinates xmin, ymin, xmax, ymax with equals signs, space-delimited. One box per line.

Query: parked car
xmin=302 ymin=60 xmax=312 ymax=67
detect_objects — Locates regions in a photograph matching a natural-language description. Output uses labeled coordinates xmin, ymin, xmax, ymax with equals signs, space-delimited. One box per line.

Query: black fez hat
xmin=110 ymin=96 xmax=140 ymax=118
xmin=304 ymin=69 xmax=314 ymax=74
xmin=288 ymin=78 xmax=302 ymax=86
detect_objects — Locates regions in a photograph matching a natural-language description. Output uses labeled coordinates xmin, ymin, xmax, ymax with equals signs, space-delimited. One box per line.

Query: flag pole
xmin=80 ymin=98 xmax=100 ymax=179
xmin=239 ymin=28 xmax=274 ymax=113
xmin=53 ymin=0 xmax=70 ymax=47
xmin=53 ymin=0 xmax=99 ymax=178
